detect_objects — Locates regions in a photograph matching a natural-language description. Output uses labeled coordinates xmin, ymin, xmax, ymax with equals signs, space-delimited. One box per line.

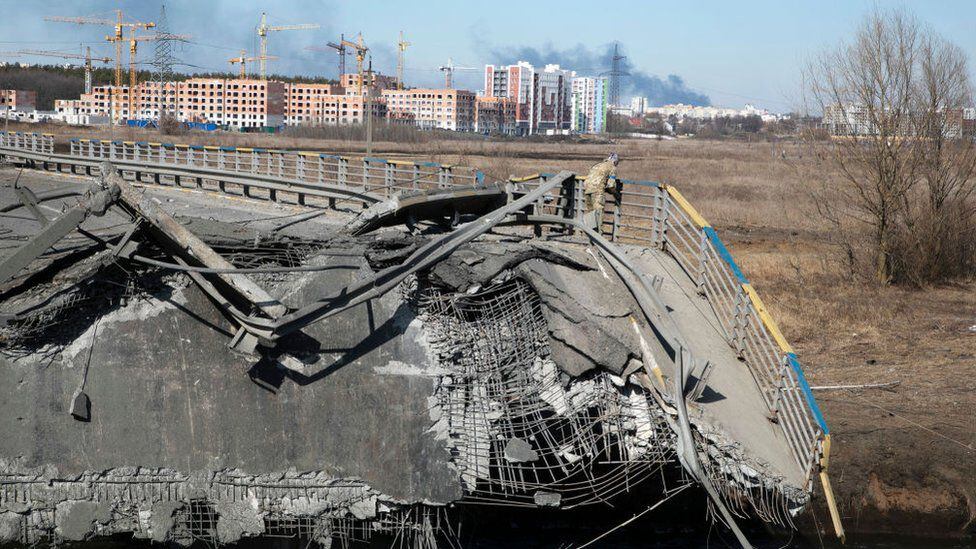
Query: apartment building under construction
xmin=0 ymin=90 xmax=36 ymax=113
xmin=382 ymin=88 xmax=475 ymax=131
xmin=53 ymin=76 xmax=482 ymax=131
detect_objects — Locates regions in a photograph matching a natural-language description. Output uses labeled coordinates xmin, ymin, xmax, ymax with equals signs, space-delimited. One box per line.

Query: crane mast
xmin=438 ymin=58 xmax=479 ymax=89
xmin=4 ymin=48 xmax=111 ymax=94
xmin=229 ymin=50 xmax=278 ymax=79
xmin=305 ymin=34 xmax=348 ymax=78
xmin=340 ymin=34 xmax=368 ymax=96
xmin=396 ymin=31 xmax=411 ymax=90
xmin=256 ymin=12 xmax=319 ymax=79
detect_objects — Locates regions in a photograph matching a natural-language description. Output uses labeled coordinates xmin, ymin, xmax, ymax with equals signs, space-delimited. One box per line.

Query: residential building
xmin=285 ymin=83 xmax=343 ymax=125
xmin=340 ymin=72 xmax=397 ymax=96
xmin=474 ymin=96 xmax=517 ymax=135
xmin=484 ymin=61 xmax=572 ymax=135
xmin=571 ymin=77 xmax=609 ymax=134
xmin=382 ymin=88 xmax=475 ymax=131
xmin=645 ymin=103 xmax=782 ymax=123
xmin=52 ymin=78 xmax=287 ymax=129
xmin=630 ymin=96 xmax=648 ymax=116
xmin=0 ymin=90 xmax=36 ymax=112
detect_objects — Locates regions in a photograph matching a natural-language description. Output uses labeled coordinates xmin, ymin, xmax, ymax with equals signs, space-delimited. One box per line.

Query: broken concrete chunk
xmin=533 ymin=491 xmax=562 ymax=508
xmin=215 ymin=502 xmax=265 ymax=544
xmin=0 ymin=512 xmax=22 ymax=544
xmin=55 ymin=500 xmax=103 ymax=541
xmin=503 ymin=437 xmax=539 ymax=463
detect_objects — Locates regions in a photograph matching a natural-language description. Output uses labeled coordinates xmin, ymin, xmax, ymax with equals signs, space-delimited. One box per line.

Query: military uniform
xmin=582 ymin=159 xmax=617 ymax=229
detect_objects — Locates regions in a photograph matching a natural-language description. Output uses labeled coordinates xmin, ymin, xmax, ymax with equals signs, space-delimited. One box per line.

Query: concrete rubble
xmin=0 ymin=169 xmax=814 ymax=546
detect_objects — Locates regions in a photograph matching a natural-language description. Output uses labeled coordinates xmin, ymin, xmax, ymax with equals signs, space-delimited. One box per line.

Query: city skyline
xmin=0 ymin=1 xmax=973 ymax=112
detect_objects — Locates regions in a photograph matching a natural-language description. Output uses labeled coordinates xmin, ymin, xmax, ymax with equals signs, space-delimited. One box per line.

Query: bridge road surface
xmin=0 ymin=166 xmax=808 ymax=494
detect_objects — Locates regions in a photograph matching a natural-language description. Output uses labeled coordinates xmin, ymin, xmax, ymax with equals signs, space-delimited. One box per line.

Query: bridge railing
xmin=517 ymin=172 xmax=828 ymax=481
xmin=0 ymin=131 xmax=54 ymax=155
xmin=65 ymin=138 xmax=483 ymax=199
xmin=622 ymin=180 xmax=827 ymax=481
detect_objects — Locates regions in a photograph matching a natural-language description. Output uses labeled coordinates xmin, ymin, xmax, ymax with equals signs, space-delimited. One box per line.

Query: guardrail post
xmin=297 ymin=154 xmax=305 ymax=181
xmin=384 ymin=162 xmax=395 ymax=197
xmin=338 ymin=157 xmax=348 ymax=188
xmin=655 ymin=188 xmax=670 ymax=250
xmin=611 ymin=180 xmax=622 ymax=241
xmin=362 ymin=159 xmax=371 ymax=192
xmin=768 ymin=355 xmax=790 ymax=420
xmin=234 ymin=150 xmax=240 ymax=172
xmin=696 ymin=229 xmax=708 ymax=294
xmin=438 ymin=166 xmax=450 ymax=188
xmin=731 ymin=287 xmax=747 ymax=358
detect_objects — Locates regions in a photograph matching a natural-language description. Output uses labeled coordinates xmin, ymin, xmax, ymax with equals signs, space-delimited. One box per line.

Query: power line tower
xmin=151 ymin=4 xmax=178 ymax=124
xmin=606 ymin=43 xmax=629 ymax=107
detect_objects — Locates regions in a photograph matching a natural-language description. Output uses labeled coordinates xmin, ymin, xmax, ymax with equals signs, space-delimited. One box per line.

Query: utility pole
xmin=605 ymin=43 xmax=629 ymax=107
xmin=151 ymin=3 xmax=177 ymax=125
xmin=365 ymin=56 xmax=373 ymax=158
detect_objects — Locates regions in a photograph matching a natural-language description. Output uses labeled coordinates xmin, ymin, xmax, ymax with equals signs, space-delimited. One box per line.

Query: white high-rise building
xmin=630 ymin=96 xmax=648 ymax=115
xmin=484 ymin=61 xmax=573 ymax=135
xmin=571 ymin=77 xmax=609 ymax=134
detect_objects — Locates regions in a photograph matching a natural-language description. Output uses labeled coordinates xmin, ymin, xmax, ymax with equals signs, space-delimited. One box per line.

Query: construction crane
xmin=45 ymin=10 xmax=155 ymax=87
xmin=256 ymin=12 xmax=318 ymax=79
xmin=304 ymin=33 xmax=348 ymax=77
xmin=396 ymin=31 xmax=411 ymax=90
xmin=229 ymin=50 xmax=278 ymax=78
xmin=120 ymin=31 xmax=191 ymax=118
xmin=340 ymin=34 xmax=369 ymax=95
xmin=6 ymin=48 xmax=111 ymax=94
xmin=438 ymin=58 xmax=479 ymax=89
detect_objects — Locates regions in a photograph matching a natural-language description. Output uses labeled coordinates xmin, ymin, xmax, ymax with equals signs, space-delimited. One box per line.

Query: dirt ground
xmin=7 ymin=122 xmax=976 ymax=541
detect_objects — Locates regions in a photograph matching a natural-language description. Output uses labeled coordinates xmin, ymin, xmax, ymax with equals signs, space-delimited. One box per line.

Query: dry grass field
xmin=7 ymin=121 xmax=975 ymax=539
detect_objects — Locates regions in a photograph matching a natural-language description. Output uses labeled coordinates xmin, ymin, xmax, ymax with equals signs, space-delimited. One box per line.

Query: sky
xmin=0 ymin=0 xmax=974 ymax=112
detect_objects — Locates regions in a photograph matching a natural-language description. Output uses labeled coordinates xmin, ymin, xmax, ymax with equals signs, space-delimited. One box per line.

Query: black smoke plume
xmin=481 ymin=42 xmax=709 ymax=106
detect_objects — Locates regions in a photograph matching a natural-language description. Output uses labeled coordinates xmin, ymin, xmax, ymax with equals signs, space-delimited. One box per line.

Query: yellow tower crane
xmin=396 ymin=31 xmax=411 ymax=90
xmin=8 ymin=48 xmax=111 ymax=94
xmin=45 ymin=10 xmax=154 ymax=88
xmin=229 ymin=50 xmax=278 ymax=79
xmin=256 ymin=12 xmax=319 ymax=80
xmin=115 ymin=31 xmax=191 ymax=120
xmin=340 ymin=34 xmax=369 ymax=96
xmin=438 ymin=58 xmax=479 ymax=89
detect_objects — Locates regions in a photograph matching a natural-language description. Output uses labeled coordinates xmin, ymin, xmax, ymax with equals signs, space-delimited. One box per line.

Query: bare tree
xmin=805 ymin=9 xmax=976 ymax=285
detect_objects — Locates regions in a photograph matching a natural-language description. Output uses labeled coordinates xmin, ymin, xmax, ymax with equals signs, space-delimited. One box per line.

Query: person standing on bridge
xmin=582 ymin=152 xmax=620 ymax=230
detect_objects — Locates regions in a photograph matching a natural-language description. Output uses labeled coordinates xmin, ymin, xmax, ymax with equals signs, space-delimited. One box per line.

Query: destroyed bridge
xmin=0 ymin=132 xmax=842 ymax=547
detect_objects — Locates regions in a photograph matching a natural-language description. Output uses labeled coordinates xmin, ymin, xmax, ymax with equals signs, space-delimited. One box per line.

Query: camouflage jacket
xmin=583 ymin=160 xmax=617 ymax=195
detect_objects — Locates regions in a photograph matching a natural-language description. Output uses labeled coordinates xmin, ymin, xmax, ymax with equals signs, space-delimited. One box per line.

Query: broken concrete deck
xmin=0 ymin=168 xmax=811 ymax=545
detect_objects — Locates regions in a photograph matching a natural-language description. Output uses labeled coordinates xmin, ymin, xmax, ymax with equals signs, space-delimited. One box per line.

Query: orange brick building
xmin=382 ymin=88 xmax=475 ymax=131
xmin=0 ymin=90 xmax=36 ymax=112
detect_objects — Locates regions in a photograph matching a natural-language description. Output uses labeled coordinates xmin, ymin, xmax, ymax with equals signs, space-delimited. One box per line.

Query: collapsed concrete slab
xmin=0 ymin=170 xmax=818 ymax=546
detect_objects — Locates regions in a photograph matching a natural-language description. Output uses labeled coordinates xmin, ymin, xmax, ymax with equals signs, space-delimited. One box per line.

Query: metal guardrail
xmin=523 ymin=171 xmax=829 ymax=485
xmin=0 ymin=132 xmax=54 ymax=154
xmin=66 ymin=138 xmax=483 ymax=199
